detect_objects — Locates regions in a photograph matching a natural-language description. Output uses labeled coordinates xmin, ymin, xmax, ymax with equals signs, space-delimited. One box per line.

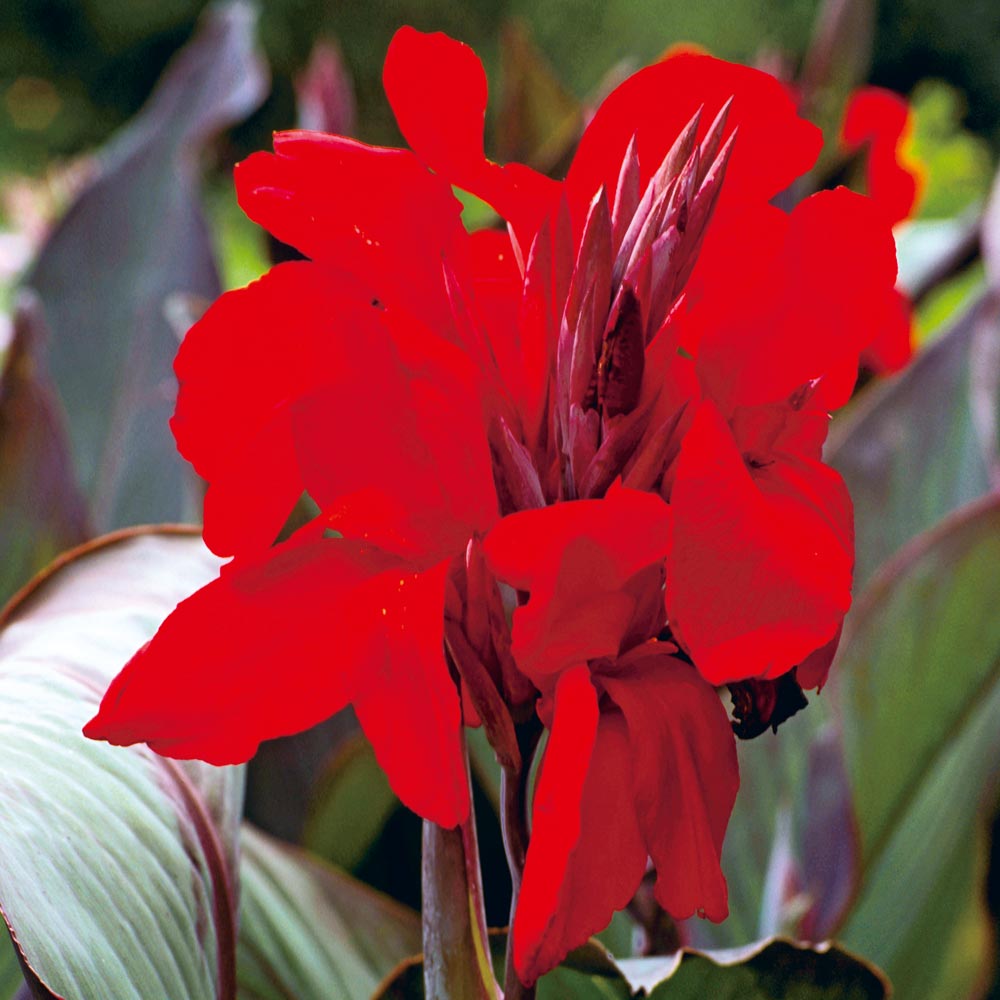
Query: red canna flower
xmin=483 ymin=486 xmax=739 ymax=982
xmin=840 ymin=85 xmax=925 ymax=374
xmin=841 ymin=86 xmax=924 ymax=228
xmin=85 ymin=25 xmax=901 ymax=978
xmin=85 ymin=259 xmax=501 ymax=826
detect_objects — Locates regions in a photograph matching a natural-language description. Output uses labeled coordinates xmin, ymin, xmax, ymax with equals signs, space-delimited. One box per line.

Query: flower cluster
xmin=85 ymin=28 xmax=900 ymax=984
xmin=839 ymin=85 xmax=924 ymax=374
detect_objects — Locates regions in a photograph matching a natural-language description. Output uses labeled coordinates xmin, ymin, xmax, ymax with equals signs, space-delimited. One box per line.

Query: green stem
xmin=422 ymin=733 xmax=501 ymax=1000
xmin=501 ymin=717 xmax=543 ymax=1000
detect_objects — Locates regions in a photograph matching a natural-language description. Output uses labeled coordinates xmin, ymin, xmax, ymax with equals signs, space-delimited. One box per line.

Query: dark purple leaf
xmin=799 ymin=726 xmax=859 ymax=939
xmin=24 ymin=2 xmax=268 ymax=532
xmin=0 ymin=293 xmax=90 ymax=604
xmin=827 ymin=291 xmax=1000 ymax=591
xmin=981 ymin=163 xmax=1000 ymax=294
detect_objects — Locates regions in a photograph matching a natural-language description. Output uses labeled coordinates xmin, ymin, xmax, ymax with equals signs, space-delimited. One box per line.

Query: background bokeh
xmin=3 ymin=0 xmax=1000 ymax=167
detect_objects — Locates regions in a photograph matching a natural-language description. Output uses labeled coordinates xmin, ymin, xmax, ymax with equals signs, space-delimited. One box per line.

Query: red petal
xmin=513 ymin=667 xmax=647 ymax=984
xmin=796 ymin=625 xmax=842 ymax=692
xmin=351 ymin=557 xmax=471 ymax=828
xmin=841 ymin=86 xmax=922 ymax=226
xmin=171 ymin=262 xmax=379 ymax=557
xmin=691 ymin=188 xmax=898 ymax=412
xmin=383 ymin=27 xmax=559 ymax=245
xmin=173 ymin=261 xmax=497 ymax=561
xmin=198 ymin=413 xmax=305 ymax=557
xmin=600 ymin=649 xmax=738 ymax=922
xmin=566 ymin=52 xmax=821 ymax=228
xmin=235 ymin=131 xmax=465 ymax=329
xmin=84 ymin=536 xmax=469 ymax=827
xmin=667 ymin=401 xmax=852 ymax=684
xmin=465 ymin=228 xmax=526 ymax=405
xmin=859 ymin=286 xmax=914 ymax=374
xmin=484 ymin=485 xmax=670 ymax=590
xmin=483 ymin=488 xmax=671 ymax=689
xmin=291 ymin=358 xmax=498 ymax=561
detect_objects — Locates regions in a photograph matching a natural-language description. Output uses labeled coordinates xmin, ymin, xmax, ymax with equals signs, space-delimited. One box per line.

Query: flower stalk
xmin=501 ymin=716 xmax=544 ymax=999
xmin=422 ymin=734 xmax=500 ymax=1000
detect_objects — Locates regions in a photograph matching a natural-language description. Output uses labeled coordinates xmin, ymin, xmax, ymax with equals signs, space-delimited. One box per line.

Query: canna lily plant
xmin=83 ymin=24 xmax=905 ymax=994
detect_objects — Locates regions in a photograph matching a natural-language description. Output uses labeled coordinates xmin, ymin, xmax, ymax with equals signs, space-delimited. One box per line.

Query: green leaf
xmin=0 ymin=933 xmax=23 ymax=999
xmin=908 ymin=80 xmax=995 ymax=220
xmin=684 ymin=703 xmax=853 ymax=951
xmin=711 ymin=730 xmax=813 ymax=946
xmin=836 ymin=495 xmax=1000 ymax=998
xmin=828 ymin=293 xmax=1000 ymax=591
xmin=373 ymin=938 xmax=630 ymax=1000
xmin=23 ymin=1 xmax=267 ymax=532
xmin=914 ymin=260 xmax=986 ymax=345
xmin=236 ymin=825 xmax=421 ymax=1000
xmin=621 ymin=939 xmax=888 ymax=999
xmin=496 ymin=19 xmax=583 ymax=173
xmin=0 ymin=294 xmax=90 ymax=604
xmin=537 ymin=943 xmax=631 ymax=1000
xmin=302 ymin=731 xmax=399 ymax=871
xmin=0 ymin=528 xmax=243 ymax=1000
xmin=244 ymin=713 xmax=358 ymax=844
xmin=595 ymin=910 xmax=639 ymax=960
xmin=376 ymin=937 xmax=887 ymax=1000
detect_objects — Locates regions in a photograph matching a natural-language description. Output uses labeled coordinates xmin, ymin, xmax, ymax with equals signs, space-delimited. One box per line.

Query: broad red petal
xmin=291 ymin=352 xmax=498 ymax=561
xmin=484 ymin=485 xmax=671 ymax=590
xmin=235 ymin=131 xmax=465 ymax=329
xmin=691 ymin=188 xmax=898 ymax=412
xmin=566 ymin=51 xmax=821 ymax=228
xmin=198 ymin=412 xmax=305 ymax=557
xmin=513 ymin=667 xmax=647 ymax=984
xmin=464 ymin=228 xmax=524 ymax=402
xmin=483 ymin=488 xmax=671 ymax=689
xmin=172 ymin=261 xmax=497 ymax=561
xmin=84 ymin=535 xmax=469 ymax=827
xmin=351 ymin=557 xmax=471 ymax=828
xmin=172 ymin=262 xmax=380 ymax=556
xmin=666 ymin=401 xmax=852 ymax=684
xmin=383 ymin=27 xmax=559 ymax=245
xmin=600 ymin=649 xmax=738 ymax=921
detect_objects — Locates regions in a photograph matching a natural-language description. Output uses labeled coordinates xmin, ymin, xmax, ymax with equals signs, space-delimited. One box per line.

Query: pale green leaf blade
xmin=237 ymin=825 xmax=421 ymax=1000
xmin=0 ymin=528 xmax=242 ymax=1000
xmin=836 ymin=495 xmax=1000 ymax=998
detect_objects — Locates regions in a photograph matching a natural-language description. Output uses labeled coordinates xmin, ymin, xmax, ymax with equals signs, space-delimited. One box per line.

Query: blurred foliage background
xmin=3 ymin=0 xmax=1000 ymax=167
xmin=2 ymin=2 xmax=1000 ymax=999
xmin=2 ymin=0 xmax=998 ymax=311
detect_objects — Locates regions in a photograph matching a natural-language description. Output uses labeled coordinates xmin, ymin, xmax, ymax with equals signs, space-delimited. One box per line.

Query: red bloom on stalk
xmin=85 ymin=25 xmax=900 ymax=983
xmin=840 ymin=85 xmax=925 ymax=374
xmin=842 ymin=86 xmax=923 ymax=228
xmin=483 ymin=486 xmax=739 ymax=980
